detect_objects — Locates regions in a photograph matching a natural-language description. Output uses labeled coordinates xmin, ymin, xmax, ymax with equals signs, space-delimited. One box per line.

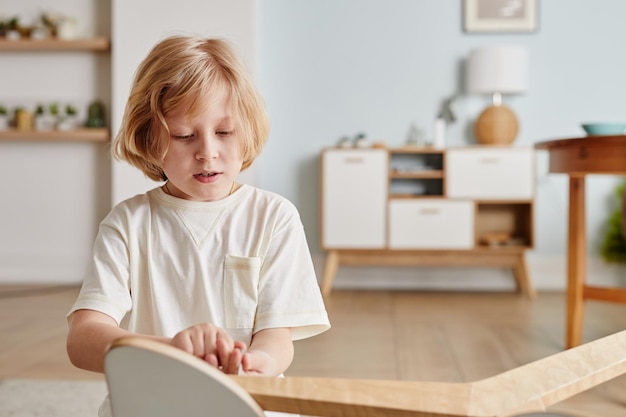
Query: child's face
xmin=160 ymin=88 xmax=244 ymax=202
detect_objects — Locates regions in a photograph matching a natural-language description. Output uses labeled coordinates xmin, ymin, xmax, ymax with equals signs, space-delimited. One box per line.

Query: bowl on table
xmin=581 ymin=122 xmax=626 ymax=136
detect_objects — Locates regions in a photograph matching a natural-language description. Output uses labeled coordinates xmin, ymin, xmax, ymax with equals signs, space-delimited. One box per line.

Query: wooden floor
xmin=1 ymin=285 xmax=625 ymax=416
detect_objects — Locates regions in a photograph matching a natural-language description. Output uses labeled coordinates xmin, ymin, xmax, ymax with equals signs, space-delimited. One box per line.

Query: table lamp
xmin=467 ymin=46 xmax=528 ymax=145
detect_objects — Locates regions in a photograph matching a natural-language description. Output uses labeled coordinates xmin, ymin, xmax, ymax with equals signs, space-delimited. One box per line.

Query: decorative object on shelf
xmin=336 ymin=132 xmax=369 ymax=148
xmin=405 ymin=121 xmax=425 ymax=147
xmin=86 ymin=100 xmax=105 ymax=128
xmin=581 ymin=122 xmax=626 ymax=136
xmin=464 ymin=0 xmax=538 ymax=33
xmin=0 ymin=105 xmax=8 ymax=130
xmin=438 ymin=95 xmax=458 ymax=124
xmin=337 ymin=136 xmax=351 ymax=148
xmin=4 ymin=17 xmax=25 ymax=40
xmin=56 ymin=16 xmax=78 ymax=40
xmin=15 ymin=108 xmax=34 ymax=131
xmin=34 ymin=104 xmax=54 ymax=131
xmin=432 ymin=116 xmax=446 ymax=149
xmin=467 ymin=45 xmax=528 ymax=145
xmin=0 ymin=12 xmax=80 ymax=41
xmin=353 ymin=132 xmax=369 ymax=148
xmin=57 ymin=104 xmax=79 ymax=130
xmin=40 ymin=12 xmax=60 ymax=37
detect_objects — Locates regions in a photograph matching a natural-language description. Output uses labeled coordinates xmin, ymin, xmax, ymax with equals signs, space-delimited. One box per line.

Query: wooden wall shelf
xmin=0 ymin=37 xmax=110 ymax=52
xmin=0 ymin=128 xmax=110 ymax=143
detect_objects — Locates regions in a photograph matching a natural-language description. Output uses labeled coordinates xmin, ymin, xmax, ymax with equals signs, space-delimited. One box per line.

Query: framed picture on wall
xmin=464 ymin=0 xmax=538 ymax=33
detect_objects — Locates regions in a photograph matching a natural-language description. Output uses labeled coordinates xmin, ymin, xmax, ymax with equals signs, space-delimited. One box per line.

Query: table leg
xmin=321 ymin=250 xmax=339 ymax=297
xmin=512 ymin=253 xmax=536 ymax=299
xmin=566 ymin=176 xmax=586 ymax=349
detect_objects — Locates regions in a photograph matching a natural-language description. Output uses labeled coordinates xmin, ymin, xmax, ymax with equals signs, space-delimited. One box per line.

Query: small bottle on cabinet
xmin=433 ymin=115 xmax=445 ymax=149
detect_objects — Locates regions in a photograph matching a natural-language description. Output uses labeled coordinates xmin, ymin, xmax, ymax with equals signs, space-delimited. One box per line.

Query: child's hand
xmin=170 ymin=323 xmax=244 ymax=371
xmin=218 ymin=338 xmax=247 ymax=374
xmin=239 ymin=349 xmax=279 ymax=375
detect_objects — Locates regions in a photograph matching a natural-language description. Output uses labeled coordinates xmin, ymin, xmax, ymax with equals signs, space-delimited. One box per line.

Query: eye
xmin=172 ymin=133 xmax=194 ymax=140
xmin=216 ymin=130 xmax=233 ymax=137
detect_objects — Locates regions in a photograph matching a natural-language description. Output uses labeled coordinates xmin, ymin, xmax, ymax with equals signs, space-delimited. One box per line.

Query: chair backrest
xmin=104 ymin=338 xmax=265 ymax=417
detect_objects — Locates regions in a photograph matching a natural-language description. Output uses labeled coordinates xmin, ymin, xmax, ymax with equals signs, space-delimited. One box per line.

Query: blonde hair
xmin=113 ymin=35 xmax=270 ymax=181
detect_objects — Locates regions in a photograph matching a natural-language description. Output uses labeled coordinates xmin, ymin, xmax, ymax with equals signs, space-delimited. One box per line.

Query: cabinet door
xmin=321 ymin=149 xmax=387 ymax=248
xmin=447 ymin=148 xmax=534 ymax=200
xmin=389 ymin=200 xmax=474 ymax=249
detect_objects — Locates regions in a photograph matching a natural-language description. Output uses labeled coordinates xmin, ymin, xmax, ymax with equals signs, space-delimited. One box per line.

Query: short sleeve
xmin=254 ymin=201 xmax=330 ymax=340
xmin=67 ymin=212 xmax=133 ymax=325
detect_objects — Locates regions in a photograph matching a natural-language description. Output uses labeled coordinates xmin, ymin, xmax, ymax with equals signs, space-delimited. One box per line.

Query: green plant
xmin=65 ymin=104 xmax=77 ymax=116
xmin=0 ymin=105 xmax=7 ymax=116
xmin=49 ymin=102 xmax=59 ymax=116
xmin=7 ymin=17 xmax=19 ymax=31
xmin=600 ymin=179 xmax=626 ymax=263
xmin=35 ymin=104 xmax=45 ymax=116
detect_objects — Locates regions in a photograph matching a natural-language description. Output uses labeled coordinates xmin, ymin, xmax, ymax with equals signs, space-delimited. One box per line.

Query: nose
xmin=195 ymin=135 xmax=219 ymax=161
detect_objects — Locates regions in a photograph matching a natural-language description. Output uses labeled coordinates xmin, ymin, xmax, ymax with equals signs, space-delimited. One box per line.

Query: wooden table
xmin=535 ymin=135 xmax=626 ymax=348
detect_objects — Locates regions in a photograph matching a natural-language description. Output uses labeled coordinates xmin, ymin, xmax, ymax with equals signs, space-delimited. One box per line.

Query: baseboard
xmin=312 ymin=252 xmax=626 ymax=292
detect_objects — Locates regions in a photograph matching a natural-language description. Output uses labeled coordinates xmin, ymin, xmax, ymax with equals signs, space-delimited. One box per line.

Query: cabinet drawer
xmin=389 ymin=200 xmax=474 ymax=249
xmin=447 ymin=148 xmax=534 ymax=200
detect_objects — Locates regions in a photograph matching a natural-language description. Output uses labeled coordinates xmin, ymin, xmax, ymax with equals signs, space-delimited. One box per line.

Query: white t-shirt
xmin=69 ymin=185 xmax=330 ymax=343
xmin=70 ymin=185 xmax=329 ymax=417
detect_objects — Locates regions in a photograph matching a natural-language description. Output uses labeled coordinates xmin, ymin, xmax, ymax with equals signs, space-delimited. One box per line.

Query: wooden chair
xmin=105 ymin=330 xmax=626 ymax=417
xmin=104 ymin=337 xmax=265 ymax=417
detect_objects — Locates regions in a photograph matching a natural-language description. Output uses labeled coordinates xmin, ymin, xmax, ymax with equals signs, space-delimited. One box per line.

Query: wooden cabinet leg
xmin=513 ymin=253 xmax=536 ymax=299
xmin=567 ymin=177 xmax=586 ymax=349
xmin=321 ymin=251 xmax=339 ymax=297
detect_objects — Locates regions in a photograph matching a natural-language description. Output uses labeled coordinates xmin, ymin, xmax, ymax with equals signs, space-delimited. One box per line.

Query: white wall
xmin=0 ymin=0 xmax=257 ymax=284
xmin=111 ymin=0 xmax=259 ymax=206
xmin=257 ymin=0 xmax=626 ymax=291
xmin=3 ymin=1 xmax=625 ymax=290
xmin=0 ymin=0 xmax=111 ymax=283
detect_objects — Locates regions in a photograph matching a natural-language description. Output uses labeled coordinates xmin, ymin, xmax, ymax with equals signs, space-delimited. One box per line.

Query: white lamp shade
xmin=467 ymin=46 xmax=528 ymax=95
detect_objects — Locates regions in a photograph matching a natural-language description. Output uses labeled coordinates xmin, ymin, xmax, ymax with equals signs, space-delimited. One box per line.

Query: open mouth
xmin=196 ymin=172 xmax=219 ymax=178
xmin=194 ymin=171 xmax=222 ymax=183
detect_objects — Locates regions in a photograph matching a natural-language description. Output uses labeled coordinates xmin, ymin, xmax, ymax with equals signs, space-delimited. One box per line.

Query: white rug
xmin=0 ymin=379 xmax=107 ymax=417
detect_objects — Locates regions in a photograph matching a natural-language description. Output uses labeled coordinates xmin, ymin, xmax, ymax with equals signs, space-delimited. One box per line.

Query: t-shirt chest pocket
xmin=223 ymin=255 xmax=263 ymax=329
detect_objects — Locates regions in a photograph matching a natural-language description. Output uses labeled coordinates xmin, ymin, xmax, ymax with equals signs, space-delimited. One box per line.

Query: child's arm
xmin=67 ymin=309 xmax=169 ymax=373
xmin=67 ymin=310 xmax=242 ymax=373
xmin=238 ymin=327 xmax=294 ymax=376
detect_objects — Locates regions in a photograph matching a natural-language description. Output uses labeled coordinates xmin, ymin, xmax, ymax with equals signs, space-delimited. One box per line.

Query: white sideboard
xmin=320 ymin=146 xmax=535 ymax=297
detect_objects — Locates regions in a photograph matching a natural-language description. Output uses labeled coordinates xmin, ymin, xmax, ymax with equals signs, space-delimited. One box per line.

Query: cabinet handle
xmin=419 ymin=208 xmax=440 ymax=215
xmin=479 ymin=157 xmax=500 ymax=164
xmin=344 ymin=157 xmax=365 ymax=164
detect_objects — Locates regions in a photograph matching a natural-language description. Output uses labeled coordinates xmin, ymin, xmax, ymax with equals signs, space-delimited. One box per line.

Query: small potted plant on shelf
xmin=48 ymin=102 xmax=60 ymax=127
xmin=0 ymin=19 xmax=7 ymax=38
xmin=86 ymin=101 xmax=105 ymax=128
xmin=5 ymin=16 xmax=31 ymax=40
xmin=34 ymin=104 xmax=55 ymax=131
xmin=40 ymin=12 xmax=59 ymax=37
xmin=0 ymin=105 xmax=9 ymax=130
xmin=58 ymin=103 xmax=78 ymax=130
